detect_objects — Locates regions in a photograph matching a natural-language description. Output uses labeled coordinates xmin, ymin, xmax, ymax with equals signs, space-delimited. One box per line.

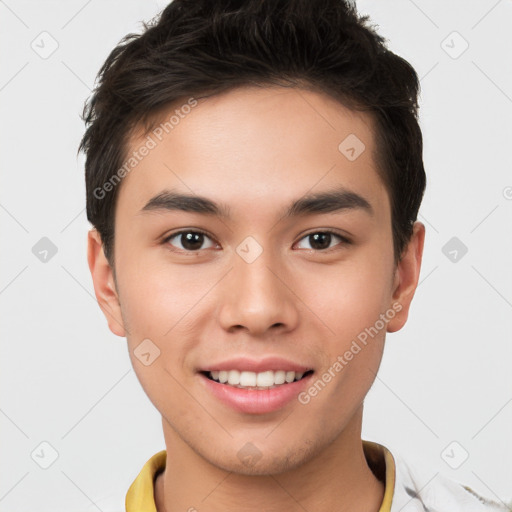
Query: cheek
xmin=117 ymin=253 xmax=195 ymax=335
xmin=117 ymin=256 xmax=210 ymax=378
xmin=299 ymin=257 xmax=393 ymax=338
xmin=119 ymin=266 xmax=194 ymax=412
xmin=296 ymin=252 xmax=391 ymax=399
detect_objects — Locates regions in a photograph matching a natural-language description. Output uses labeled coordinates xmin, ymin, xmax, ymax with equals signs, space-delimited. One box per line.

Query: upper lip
xmin=199 ymin=356 xmax=313 ymax=373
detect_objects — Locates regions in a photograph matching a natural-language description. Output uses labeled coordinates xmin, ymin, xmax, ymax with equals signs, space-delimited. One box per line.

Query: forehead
xmin=117 ymin=86 xmax=389 ymax=222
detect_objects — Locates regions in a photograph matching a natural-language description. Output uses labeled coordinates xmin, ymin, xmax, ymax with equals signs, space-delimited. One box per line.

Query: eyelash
xmin=162 ymin=229 xmax=352 ymax=254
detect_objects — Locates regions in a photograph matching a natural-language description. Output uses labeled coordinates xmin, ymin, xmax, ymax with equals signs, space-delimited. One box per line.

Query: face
xmin=88 ymin=85 xmax=424 ymax=475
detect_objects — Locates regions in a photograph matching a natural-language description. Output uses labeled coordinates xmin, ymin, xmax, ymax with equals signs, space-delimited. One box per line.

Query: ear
xmin=386 ymin=221 xmax=425 ymax=333
xmin=87 ymin=229 xmax=126 ymax=337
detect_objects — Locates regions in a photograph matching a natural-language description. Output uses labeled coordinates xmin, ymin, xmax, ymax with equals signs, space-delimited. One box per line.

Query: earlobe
xmin=386 ymin=221 xmax=425 ymax=334
xmin=87 ymin=229 xmax=126 ymax=337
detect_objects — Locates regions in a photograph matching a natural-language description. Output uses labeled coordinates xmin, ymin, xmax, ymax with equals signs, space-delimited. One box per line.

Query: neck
xmin=154 ymin=408 xmax=384 ymax=512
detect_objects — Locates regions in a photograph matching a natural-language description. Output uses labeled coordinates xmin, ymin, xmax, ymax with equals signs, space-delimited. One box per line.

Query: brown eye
xmin=165 ymin=230 xmax=216 ymax=252
xmin=296 ymin=231 xmax=350 ymax=251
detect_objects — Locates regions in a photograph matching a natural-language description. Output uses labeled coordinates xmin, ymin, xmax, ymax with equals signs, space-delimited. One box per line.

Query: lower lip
xmin=199 ymin=372 xmax=314 ymax=414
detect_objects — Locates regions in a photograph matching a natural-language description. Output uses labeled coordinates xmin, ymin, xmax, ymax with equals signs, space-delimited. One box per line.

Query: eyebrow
xmin=140 ymin=186 xmax=374 ymax=220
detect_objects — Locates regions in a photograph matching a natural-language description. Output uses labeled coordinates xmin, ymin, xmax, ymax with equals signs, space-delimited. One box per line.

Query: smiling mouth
xmin=201 ymin=369 xmax=314 ymax=390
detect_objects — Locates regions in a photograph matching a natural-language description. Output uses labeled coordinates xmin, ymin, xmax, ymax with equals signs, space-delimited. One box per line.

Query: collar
xmin=125 ymin=440 xmax=395 ymax=512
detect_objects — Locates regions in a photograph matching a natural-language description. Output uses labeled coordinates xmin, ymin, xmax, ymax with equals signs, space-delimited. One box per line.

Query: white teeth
xmin=207 ymin=369 xmax=309 ymax=388
xmin=274 ymin=370 xmax=286 ymax=385
xmin=227 ymin=370 xmax=240 ymax=385
xmin=240 ymin=371 xmax=257 ymax=387
xmin=256 ymin=370 xmax=274 ymax=387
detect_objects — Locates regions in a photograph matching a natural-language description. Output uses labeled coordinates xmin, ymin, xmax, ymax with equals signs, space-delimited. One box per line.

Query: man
xmin=81 ymin=0 xmax=510 ymax=510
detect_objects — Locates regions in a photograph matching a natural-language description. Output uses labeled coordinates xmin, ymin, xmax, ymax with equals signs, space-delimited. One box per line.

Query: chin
xmin=206 ymin=443 xmax=316 ymax=477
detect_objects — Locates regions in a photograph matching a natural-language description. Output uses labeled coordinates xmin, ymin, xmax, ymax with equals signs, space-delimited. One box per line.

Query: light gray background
xmin=1 ymin=0 xmax=511 ymax=510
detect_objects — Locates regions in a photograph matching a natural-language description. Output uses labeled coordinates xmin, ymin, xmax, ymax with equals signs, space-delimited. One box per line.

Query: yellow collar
xmin=125 ymin=440 xmax=395 ymax=512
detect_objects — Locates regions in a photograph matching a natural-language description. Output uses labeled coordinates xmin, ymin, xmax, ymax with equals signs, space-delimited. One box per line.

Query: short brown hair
xmin=79 ymin=0 xmax=426 ymax=266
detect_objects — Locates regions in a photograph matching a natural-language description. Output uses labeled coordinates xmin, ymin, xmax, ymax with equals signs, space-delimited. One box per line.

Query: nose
xmin=217 ymin=246 xmax=300 ymax=336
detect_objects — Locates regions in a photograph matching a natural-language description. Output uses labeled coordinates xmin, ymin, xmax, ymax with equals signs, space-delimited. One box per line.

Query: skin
xmin=88 ymin=85 xmax=425 ymax=512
